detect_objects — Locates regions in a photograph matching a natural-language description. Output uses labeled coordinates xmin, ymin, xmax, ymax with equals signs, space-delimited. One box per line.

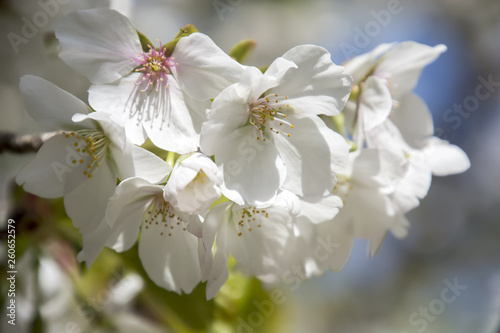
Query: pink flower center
xmin=133 ymin=42 xmax=176 ymax=92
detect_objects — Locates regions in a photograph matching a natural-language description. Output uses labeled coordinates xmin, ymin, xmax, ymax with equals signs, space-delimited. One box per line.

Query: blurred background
xmin=1 ymin=0 xmax=499 ymax=332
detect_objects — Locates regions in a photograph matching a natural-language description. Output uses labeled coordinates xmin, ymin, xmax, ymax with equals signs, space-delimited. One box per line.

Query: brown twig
xmin=0 ymin=131 xmax=62 ymax=154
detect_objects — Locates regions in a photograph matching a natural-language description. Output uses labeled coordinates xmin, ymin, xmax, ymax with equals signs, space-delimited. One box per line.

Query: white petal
xmin=171 ymin=33 xmax=246 ymax=100
xmin=392 ymin=162 xmax=432 ymax=212
xmin=225 ymin=205 xmax=295 ymax=276
xmin=78 ymin=219 xmax=112 ymax=266
xmin=73 ymin=111 xmax=127 ymax=151
xmin=359 ymin=76 xmax=393 ymax=131
xmin=178 ymin=152 xmax=222 ymax=185
xmin=164 ymin=157 xmax=221 ymax=214
xmin=272 ymin=45 xmax=353 ymax=116
xmin=349 ymin=148 xmax=394 ymax=188
xmin=15 ymin=134 xmax=70 ymax=198
xmin=141 ymin=78 xmax=200 ymax=153
xmin=343 ymin=187 xmax=395 ymax=241
xmin=89 ymin=74 xmax=201 ymax=153
xmin=200 ymin=83 xmax=252 ymax=156
xmin=274 ymin=114 xmax=349 ymax=196
xmin=220 ymin=182 xmax=245 ymax=206
xmin=423 ymin=138 xmax=471 ymax=176
xmin=343 ymin=43 xmax=394 ymax=83
xmin=56 ymin=8 xmax=142 ymax=84
xmin=390 ymin=93 xmax=434 ymax=147
xmin=111 ymin=144 xmax=171 ymax=183
xmin=376 ymin=42 xmax=447 ymax=99
xmin=19 ymin=76 xmax=91 ymax=130
xmin=205 ymin=246 xmax=229 ymax=300
xmin=105 ymin=177 xmax=162 ymax=227
xmin=274 ymin=190 xmax=301 ymax=216
xmin=63 ymin=160 xmax=116 ymax=233
xmin=111 ymin=314 xmax=164 ymax=333
xmin=88 ymin=74 xmax=148 ymax=145
xmin=174 ymin=180 xmax=220 ymax=214
xmin=104 ymin=199 xmax=146 ymax=252
xmin=296 ymin=194 xmax=343 ymax=224
xmin=164 ymin=166 xmax=199 ymax=199
xmin=139 ymin=212 xmax=202 ymax=294
xmin=216 ymin=126 xmax=285 ymax=205
xmin=201 ymin=202 xmax=231 ymax=299
xmin=312 ymin=218 xmax=355 ymax=272
xmin=264 ymin=57 xmax=298 ymax=81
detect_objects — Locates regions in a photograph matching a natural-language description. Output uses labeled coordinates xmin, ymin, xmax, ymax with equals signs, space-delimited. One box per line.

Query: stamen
xmin=142 ymin=197 xmax=188 ymax=237
xmin=248 ymin=93 xmax=295 ymax=141
xmin=132 ymin=41 xmax=175 ymax=93
xmin=64 ymin=129 xmax=109 ymax=179
xmin=232 ymin=207 xmax=269 ymax=236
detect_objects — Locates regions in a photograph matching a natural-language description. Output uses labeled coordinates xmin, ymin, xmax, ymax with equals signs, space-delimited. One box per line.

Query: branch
xmin=0 ymin=131 xmax=62 ymax=154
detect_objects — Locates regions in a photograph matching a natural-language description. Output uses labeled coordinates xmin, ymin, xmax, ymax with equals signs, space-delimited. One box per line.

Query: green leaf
xmin=229 ymin=39 xmax=256 ymax=64
xmin=163 ymin=24 xmax=199 ymax=57
xmin=137 ymin=30 xmax=154 ymax=52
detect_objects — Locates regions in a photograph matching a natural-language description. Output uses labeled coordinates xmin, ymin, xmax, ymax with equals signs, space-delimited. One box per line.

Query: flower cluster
xmin=16 ymin=9 xmax=470 ymax=299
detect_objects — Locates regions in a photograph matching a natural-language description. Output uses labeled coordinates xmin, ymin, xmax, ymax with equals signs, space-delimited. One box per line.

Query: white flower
xmin=340 ymin=41 xmax=470 ymax=213
xmin=164 ymin=152 xmax=222 ymax=214
xmin=281 ymin=149 xmax=409 ymax=279
xmin=201 ymin=191 xmax=343 ymax=299
xmin=78 ymin=177 xmax=202 ymax=295
xmin=330 ymin=149 xmax=409 ymax=257
xmin=15 ymin=76 xmax=171 ymax=233
xmin=55 ymin=8 xmax=245 ymax=153
xmin=201 ymin=45 xmax=352 ymax=205
xmin=367 ymin=118 xmax=470 ymax=213
xmin=345 ymin=42 xmax=447 ymax=101
xmin=343 ymin=42 xmax=447 ymax=145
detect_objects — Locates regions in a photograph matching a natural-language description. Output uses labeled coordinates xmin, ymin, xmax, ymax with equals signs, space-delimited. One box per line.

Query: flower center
xmin=332 ymin=174 xmax=353 ymax=205
xmin=196 ymin=170 xmax=207 ymax=184
xmin=142 ymin=197 xmax=188 ymax=237
xmin=233 ymin=207 xmax=269 ymax=236
xmin=64 ymin=130 xmax=109 ymax=179
xmin=132 ymin=41 xmax=176 ymax=93
xmin=248 ymin=93 xmax=294 ymax=141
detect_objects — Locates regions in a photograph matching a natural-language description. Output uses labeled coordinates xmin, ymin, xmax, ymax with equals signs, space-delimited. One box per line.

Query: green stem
xmin=166 ymin=151 xmax=178 ymax=167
